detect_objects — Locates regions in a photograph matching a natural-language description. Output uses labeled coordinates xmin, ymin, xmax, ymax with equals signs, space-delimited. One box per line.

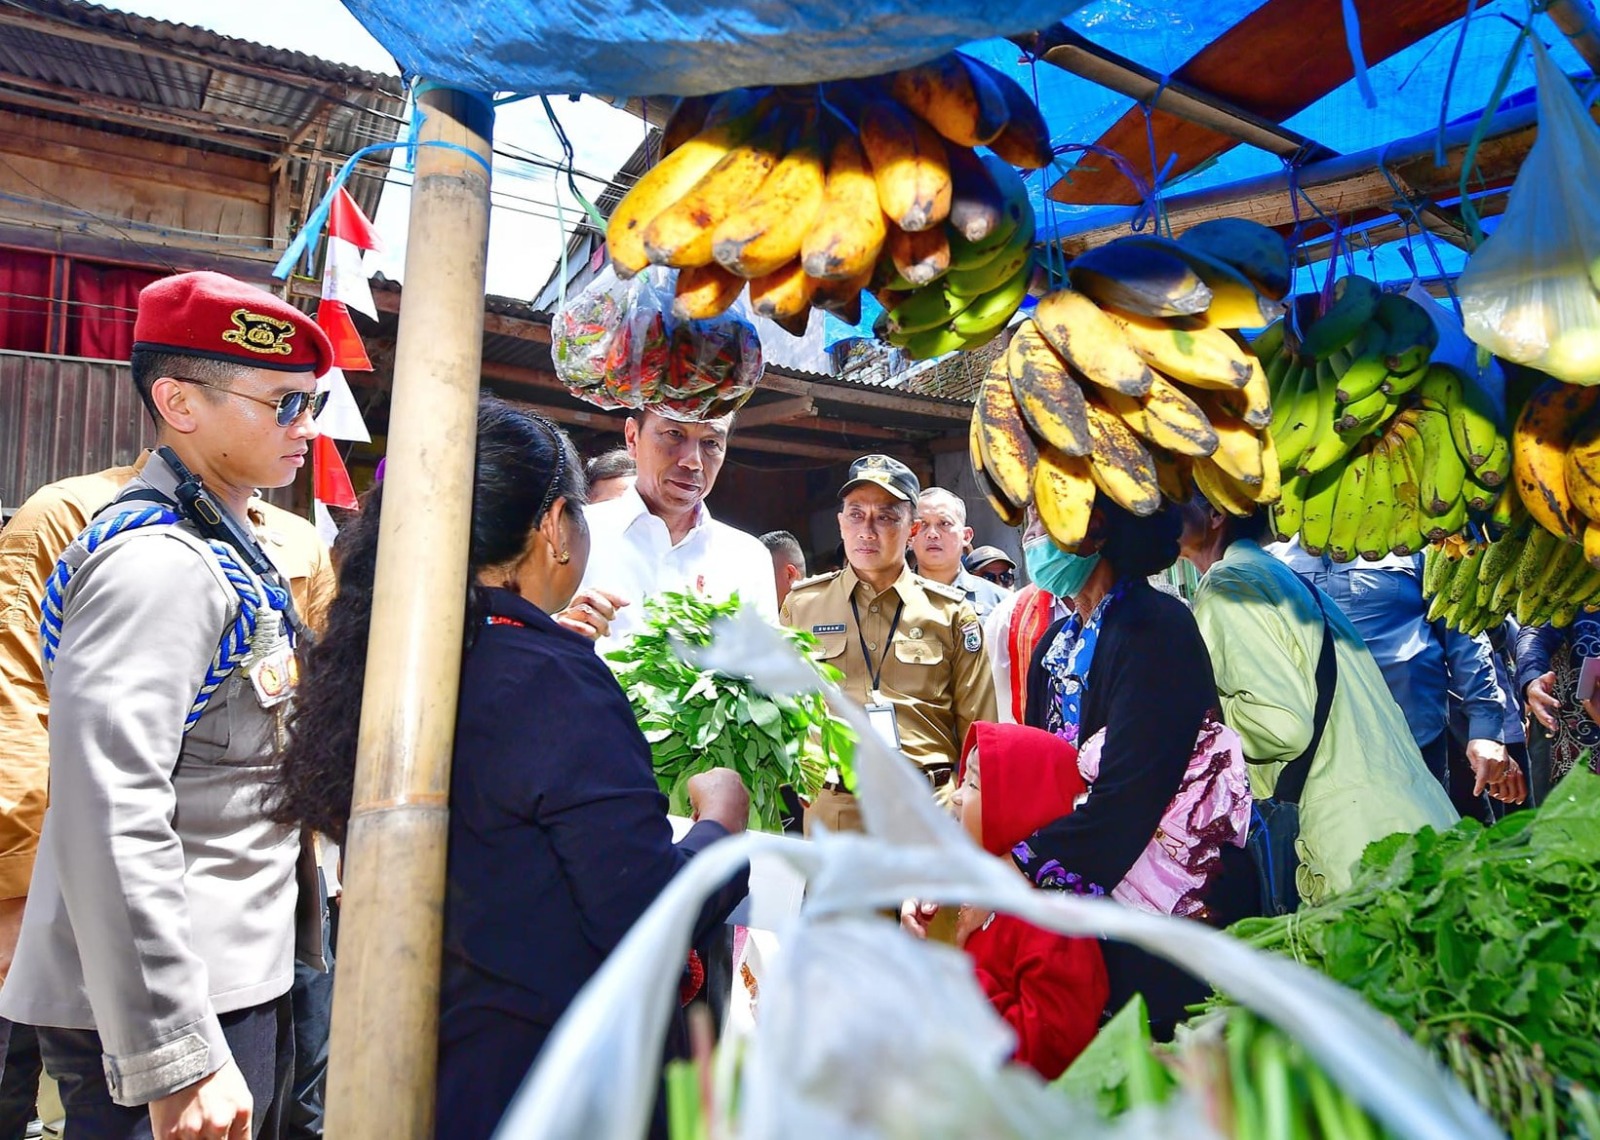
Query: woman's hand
xmin=554 ymin=588 xmax=627 ymax=641
xmin=1525 ymin=671 xmax=1560 ymax=733
xmin=899 ymin=900 xmax=939 ymax=940
xmin=687 ymin=768 xmax=750 ymax=834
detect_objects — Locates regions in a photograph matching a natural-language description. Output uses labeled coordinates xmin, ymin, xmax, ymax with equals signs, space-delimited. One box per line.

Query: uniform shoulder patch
xmin=960 ymin=618 xmax=983 ymax=653
xmin=789 ymin=569 xmax=842 ymax=592
xmin=918 ymin=575 xmax=967 ymax=603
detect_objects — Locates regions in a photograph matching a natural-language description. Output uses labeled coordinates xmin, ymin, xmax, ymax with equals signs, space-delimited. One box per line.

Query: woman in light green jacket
xmin=1176 ymin=498 xmax=1456 ymax=904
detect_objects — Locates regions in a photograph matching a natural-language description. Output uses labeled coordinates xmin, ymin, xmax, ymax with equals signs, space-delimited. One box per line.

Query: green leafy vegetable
xmin=1223 ymin=767 xmax=1600 ymax=1138
xmin=606 ymin=591 xmax=855 ymax=831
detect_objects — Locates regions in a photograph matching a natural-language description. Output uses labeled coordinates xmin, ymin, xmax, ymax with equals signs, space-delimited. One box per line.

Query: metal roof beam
xmin=1012 ymin=25 xmax=1335 ymax=165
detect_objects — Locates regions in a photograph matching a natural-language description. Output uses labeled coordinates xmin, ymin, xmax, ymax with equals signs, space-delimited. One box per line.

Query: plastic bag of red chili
xmin=553 ymin=267 xmax=762 ymax=420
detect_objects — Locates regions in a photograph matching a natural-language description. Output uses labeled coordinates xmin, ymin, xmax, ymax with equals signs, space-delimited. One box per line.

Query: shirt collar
xmin=619 ymin=484 xmax=712 ymax=544
xmin=843 ymin=561 xmax=920 ymax=604
xmin=138 ymin=448 xmax=270 ymax=531
xmin=480 ymin=586 xmax=564 ymax=633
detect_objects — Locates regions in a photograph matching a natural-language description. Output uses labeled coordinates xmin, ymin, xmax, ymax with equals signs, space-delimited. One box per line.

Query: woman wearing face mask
xmin=1012 ymin=496 xmax=1258 ymax=1040
xmin=271 ymin=397 xmax=751 ymax=1140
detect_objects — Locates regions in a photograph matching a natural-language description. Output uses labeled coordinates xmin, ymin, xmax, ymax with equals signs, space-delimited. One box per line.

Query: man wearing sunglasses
xmin=965 ymin=546 xmax=1017 ymax=590
xmin=0 ymin=272 xmax=335 ymax=1140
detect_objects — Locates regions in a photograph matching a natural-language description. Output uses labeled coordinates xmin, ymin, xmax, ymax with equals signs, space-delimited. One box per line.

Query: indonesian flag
xmin=313 ymin=434 xmax=359 ymax=512
xmin=315 ymin=187 xmax=380 ymax=385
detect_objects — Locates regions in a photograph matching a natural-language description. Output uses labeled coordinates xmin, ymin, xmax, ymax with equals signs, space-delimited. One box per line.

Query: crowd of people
xmin=0 ymin=269 xmax=1583 ymax=1140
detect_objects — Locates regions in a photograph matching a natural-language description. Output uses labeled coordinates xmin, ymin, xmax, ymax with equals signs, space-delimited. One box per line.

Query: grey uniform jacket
xmin=0 ymin=454 xmax=301 ymax=1106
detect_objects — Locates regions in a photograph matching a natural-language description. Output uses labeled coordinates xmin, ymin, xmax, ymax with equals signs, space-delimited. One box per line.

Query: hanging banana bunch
xmin=606 ymin=51 xmax=1050 ymax=343
xmin=967 ymin=218 xmax=1289 ymax=549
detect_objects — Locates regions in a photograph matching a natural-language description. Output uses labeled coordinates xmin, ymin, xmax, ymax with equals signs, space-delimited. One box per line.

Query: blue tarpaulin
xmin=337 ymin=0 xmax=1094 ymax=97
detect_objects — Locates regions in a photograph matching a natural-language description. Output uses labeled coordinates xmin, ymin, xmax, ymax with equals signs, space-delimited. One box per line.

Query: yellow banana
xmin=1007 ymin=321 xmax=1092 ymax=458
xmin=1150 ymin=447 xmax=1194 ymax=503
xmin=886 ymin=224 xmax=951 ymax=287
xmin=1513 ymin=379 xmax=1600 ymax=542
xmin=1113 ymin=234 xmax=1281 ymax=329
xmin=1031 ymin=289 xmax=1154 ymax=397
xmin=1199 ymin=352 xmax=1273 ymax=428
xmin=1252 ymin=428 xmax=1282 ymax=505
xmin=857 ymin=99 xmax=953 ymax=233
xmin=672 ymin=262 xmax=746 ymax=320
xmin=607 ymin=101 xmax=768 ymax=277
xmin=1565 ymin=417 xmax=1600 ymax=525
xmin=1192 ymin=455 xmax=1257 ymax=517
xmin=1203 ymin=405 xmax=1266 ymax=487
xmin=747 ymin=259 xmax=817 ymax=322
xmin=975 ymin=350 xmax=1039 ymax=508
xmin=712 ymin=138 xmax=827 ymax=278
xmin=1066 ymin=239 xmax=1211 ymax=319
xmin=1034 ymin=446 xmax=1097 ymax=550
xmin=801 ymin=134 xmax=887 ymax=281
xmin=1104 ymin=312 xmax=1253 ymax=390
xmin=888 ymin=52 xmax=1009 ymax=147
xmin=1083 ymin=398 xmax=1163 ymax=516
xmin=1108 ymin=374 xmax=1219 ymax=458
xmin=811 ymin=265 xmax=873 ymax=318
xmin=641 ymin=116 xmax=785 ymax=268
xmin=971 ymin=412 xmax=1024 ymax=526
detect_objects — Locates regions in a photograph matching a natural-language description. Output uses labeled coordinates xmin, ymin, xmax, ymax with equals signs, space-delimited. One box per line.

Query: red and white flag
xmin=315 ymin=187 xmax=380 ymax=426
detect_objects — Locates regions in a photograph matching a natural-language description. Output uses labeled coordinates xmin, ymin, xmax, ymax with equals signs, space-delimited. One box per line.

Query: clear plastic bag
xmin=1407 ymin=281 xmax=1507 ymax=421
xmin=551 ymin=267 xmax=763 ymax=420
xmin=1459 ymin=39 xmax=1600 ymax=385
xmin=493 ymin=607 xmax=1501 ymax=1140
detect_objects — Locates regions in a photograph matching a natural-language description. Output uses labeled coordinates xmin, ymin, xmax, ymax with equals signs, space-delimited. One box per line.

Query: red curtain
xmin=68 ymin=263 xmax=162 ymax=360
xmin=0 ymin=249 xmax=51 ymax=352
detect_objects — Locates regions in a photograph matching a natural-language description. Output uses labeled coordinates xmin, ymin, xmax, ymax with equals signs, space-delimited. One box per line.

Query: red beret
xmin=133 ymin=271 xmax=336 ymax=378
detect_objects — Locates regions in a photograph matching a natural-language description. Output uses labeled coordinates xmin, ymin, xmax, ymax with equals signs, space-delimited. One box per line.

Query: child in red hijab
xmin=950 ymin=722 xmax=1109 ymax=1079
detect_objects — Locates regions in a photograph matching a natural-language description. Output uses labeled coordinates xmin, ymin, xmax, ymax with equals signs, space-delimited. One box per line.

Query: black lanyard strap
xmin=850 ymin=595 xmax=905 ymax=693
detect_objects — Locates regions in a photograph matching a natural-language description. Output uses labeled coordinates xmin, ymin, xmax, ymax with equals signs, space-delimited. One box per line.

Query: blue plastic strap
xmin=1341 ymin=0 xmax=1378 ymax=110
xmin=274 ymin=82 xmax=496 ymax=280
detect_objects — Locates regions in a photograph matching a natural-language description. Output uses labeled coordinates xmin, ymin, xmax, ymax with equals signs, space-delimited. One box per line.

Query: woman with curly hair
xmin=271 ymin=396 xmax=750 ymax=1140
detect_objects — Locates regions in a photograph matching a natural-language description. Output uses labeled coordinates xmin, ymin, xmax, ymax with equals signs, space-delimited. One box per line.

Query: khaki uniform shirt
xmin=0 ymin=452 xmax=334 ymax=1106
xmin=781 ymin=564 xmax=997 ymax=770
xmin=0 ymin=453 xmax=333 ymax=901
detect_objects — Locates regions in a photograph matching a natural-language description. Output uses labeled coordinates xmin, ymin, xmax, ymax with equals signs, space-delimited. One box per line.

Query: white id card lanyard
xmin=851 ymin=595 xmax=905 ymax=751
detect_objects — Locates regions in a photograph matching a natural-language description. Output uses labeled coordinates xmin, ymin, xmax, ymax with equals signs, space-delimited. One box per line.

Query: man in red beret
xmin=0 ymin=272 xmax=334 ymax=1140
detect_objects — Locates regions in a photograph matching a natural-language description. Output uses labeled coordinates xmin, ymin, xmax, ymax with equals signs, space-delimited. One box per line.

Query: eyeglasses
xmin=977 ymin=568 xmax=1016 ymax=587
xmin=175 ymin=378 xmax=328 ymax=427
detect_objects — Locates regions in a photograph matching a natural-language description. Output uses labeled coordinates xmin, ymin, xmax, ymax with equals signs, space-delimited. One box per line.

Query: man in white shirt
xmin=580 ymin=409 xmax=777 ymax=654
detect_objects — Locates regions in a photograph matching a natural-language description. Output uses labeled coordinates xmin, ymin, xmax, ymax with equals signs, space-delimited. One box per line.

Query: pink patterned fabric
xmin=1076 ymin=715 xmax=1252 ymax=920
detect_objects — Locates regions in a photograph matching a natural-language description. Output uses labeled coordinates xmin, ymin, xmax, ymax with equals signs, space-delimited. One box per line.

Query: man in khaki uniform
xmin=782 ymin=455 xmax=997 ymax=833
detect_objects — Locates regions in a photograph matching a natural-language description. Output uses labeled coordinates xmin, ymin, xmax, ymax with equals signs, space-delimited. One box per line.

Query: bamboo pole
xmin=323 ymin=82 xmax=493 ymax=1139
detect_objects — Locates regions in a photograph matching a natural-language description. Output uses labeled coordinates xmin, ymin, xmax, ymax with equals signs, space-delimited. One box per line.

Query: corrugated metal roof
xmin=0 ymin=0 xmax=406 ymax=219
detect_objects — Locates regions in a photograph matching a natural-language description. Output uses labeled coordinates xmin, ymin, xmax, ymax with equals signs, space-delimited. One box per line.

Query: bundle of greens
xmin=606 ymin=590 xmax=854 ymax=831
xmin=1056 ymin=999 xmax=1395 ymax=1139
xmin=1224 ymin=768 xmax=1600 ymax=1139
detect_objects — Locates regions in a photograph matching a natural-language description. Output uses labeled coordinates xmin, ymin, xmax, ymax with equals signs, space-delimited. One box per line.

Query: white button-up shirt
xmin=580 ymin=486 xmax=778 ymax=655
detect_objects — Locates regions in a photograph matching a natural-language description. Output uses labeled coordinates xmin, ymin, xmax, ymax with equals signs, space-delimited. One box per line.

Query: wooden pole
xmin=1547 ymin=0 xmax=1600 ymax=80
xmin=323 ymin=82 xmax=493 ymax=1140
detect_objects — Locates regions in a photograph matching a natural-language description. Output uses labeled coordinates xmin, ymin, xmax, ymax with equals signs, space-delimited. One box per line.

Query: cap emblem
xmin=223 ymin=309 xmax=296 ymax=357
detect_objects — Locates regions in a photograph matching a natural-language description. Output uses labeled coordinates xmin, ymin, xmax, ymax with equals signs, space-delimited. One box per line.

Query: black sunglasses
xmin=978 ymin=568 xmax=1016 ymax=587
xmin=175 ymin=377 xmax=328 ymax=427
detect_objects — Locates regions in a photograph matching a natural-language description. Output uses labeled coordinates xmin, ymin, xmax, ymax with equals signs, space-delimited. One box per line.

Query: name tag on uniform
xmin=812 ymin=623 xmax=847 ymax=635
xmin=864 ymin=699 xmax=901 ymax=750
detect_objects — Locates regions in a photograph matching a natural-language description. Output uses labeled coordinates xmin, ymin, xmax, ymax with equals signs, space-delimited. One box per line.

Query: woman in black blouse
xmin=273 ymin=397 xmax=750 ymax=1139
xmin=1017 ymin=499 xmax=1258 ymax=1038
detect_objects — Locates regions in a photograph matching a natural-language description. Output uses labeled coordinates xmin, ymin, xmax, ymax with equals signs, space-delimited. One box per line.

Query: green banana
xmin=1299 ymin=276 xmax=1382 ymax=360
xmin=1335 ymin=386 xmax=1389 ymax=433
xmin=1387 ymin=454 xmax=1426 ymax=556
xmin=1356 ymin=436 xmax=1397 ymax=560
xmin=1270 ymin=363 xmax=1321 ymax=475
xmin=887 ymin=287 xmax=973 ymax=335
xmin=1326 ymin=442 xmax=1373 ymax=562
xmin=1272 ymin=473 xmax=1307 ymax=541
xmin=1250 ymin=318 xmax=1286 ymax=362
xmin=1414 ymin=407 xmax=1466 ymax=516
xmin=949 ymin=262 xmax=1031 ymax=337
xmin=1440 ymin=366 xmax=1504 ymax=471
xmin=1490 ymin=541 xmax=1526 ymax=614
xmin=1383 ymin=359 xmax=1429 ymax=397
xmin=1296 ymin=360 xmax=1359 ymax=476
xmin=1422 ymin=546 xmax=1455 ymax=598
xmin=1333 ymin=351 xmax=1391 ymax=405
xmin=1446 ymin=545 xmax=1486 ymax=608
xmin=899 ymin=323 xmax=970 ymax=359
xmin=1516 ymin=525 xmax=1559 ymax=592
xmin=1463 ymin=470 xmax=1498 ymax=513
xmin=1474 ymin=431 xmax=1511 ymax=488
xmin=1298 ymin=464 xmax=1344 ymax=554
xmin=945 ymin=219 xmax=1033 ymax=297
xmin=1424 ymin=495 xmax=1468 ymax=542
xmin=1477 ymin=533 xmax=1521 ymax=608
xmin=1374 ymin=292 xmax=1439 ymax=375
